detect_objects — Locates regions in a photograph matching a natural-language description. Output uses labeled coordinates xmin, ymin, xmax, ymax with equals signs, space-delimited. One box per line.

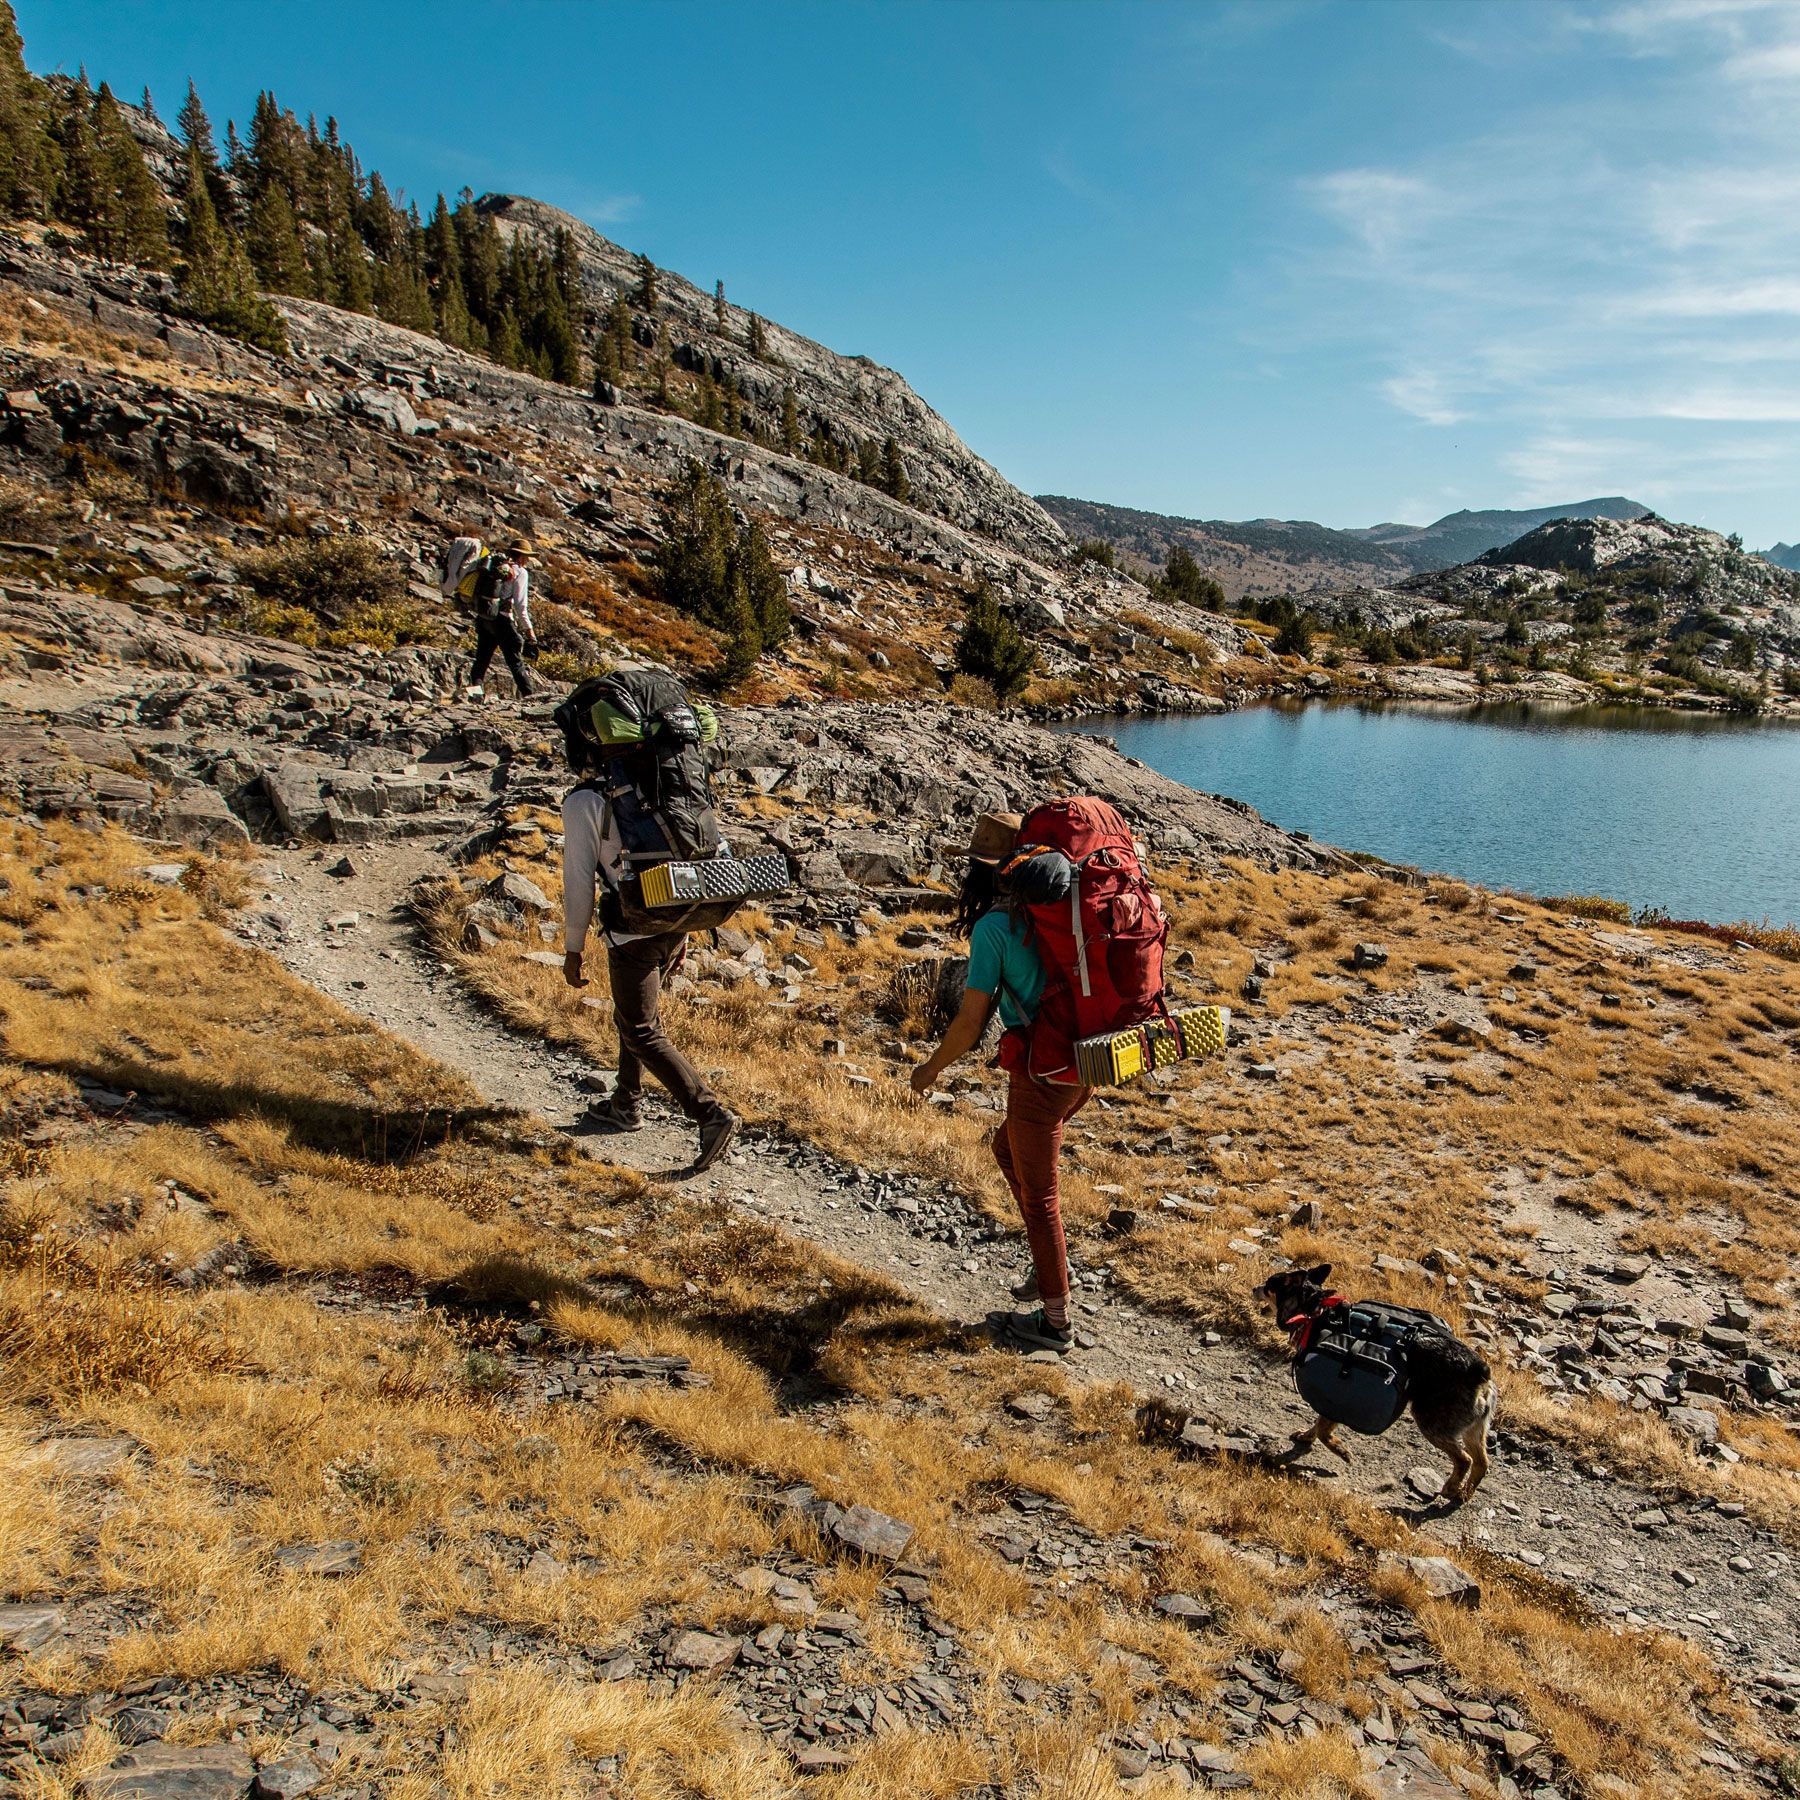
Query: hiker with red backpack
xmin=911 ymin=799 xmax=1171 ymax=1355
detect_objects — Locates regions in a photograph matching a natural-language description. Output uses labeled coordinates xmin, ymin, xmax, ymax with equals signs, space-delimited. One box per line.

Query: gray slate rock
xmin=79 ymin=1742 xmax=255 ymax=1799
xmin=832 ymin=1502 xmax=915 ymax=1563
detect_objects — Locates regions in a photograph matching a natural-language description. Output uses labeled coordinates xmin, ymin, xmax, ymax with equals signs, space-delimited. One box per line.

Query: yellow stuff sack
xmin=1074 ymin=1005 xmax=1231 ymax=1087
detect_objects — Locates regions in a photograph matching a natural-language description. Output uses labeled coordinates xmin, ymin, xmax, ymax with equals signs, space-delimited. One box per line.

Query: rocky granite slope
xmin=0 ymin=580 xmax=1327 ymax=886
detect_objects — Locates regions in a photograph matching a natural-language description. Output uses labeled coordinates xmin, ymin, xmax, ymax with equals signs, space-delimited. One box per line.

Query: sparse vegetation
xmin=953 ymin=576 xmax=1035 ymax=701
xmin=236 ymin=533 xmax=406 ymax=634
xmin=654 ymin=459 xmax=791 ymax=684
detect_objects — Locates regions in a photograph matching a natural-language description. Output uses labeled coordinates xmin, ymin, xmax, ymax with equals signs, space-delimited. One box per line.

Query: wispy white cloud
xmin=1382 ymin=370 xmax=1466 ymax=426
xmin=1624 ymin=277 xmax=1800 ymax=317
xmin=1306 ymin=169 xmax=1439 ymax=258
xmin=1287 ymin=0 xmax=1800 ymax=528
xmin=577 ymin=193 xmax=641 ymax=228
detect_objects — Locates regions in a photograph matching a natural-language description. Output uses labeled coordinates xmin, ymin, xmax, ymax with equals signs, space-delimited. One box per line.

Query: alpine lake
xmin=1058 ymin=698 xmax=1800 ymax=928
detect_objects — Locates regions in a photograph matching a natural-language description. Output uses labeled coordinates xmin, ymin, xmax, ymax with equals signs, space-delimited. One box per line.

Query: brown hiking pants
xmin=607 ymin=931 xmax=718 ymax=1121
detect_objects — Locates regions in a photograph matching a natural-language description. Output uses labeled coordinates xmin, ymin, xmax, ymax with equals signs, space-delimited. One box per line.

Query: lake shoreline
xmin=1053 ymin=699 xmax=1800 ymax=928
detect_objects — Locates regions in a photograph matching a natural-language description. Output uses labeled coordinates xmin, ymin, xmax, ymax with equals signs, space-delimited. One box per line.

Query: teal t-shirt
xmin=966 ymin=909 xmax=1045 ymax=1031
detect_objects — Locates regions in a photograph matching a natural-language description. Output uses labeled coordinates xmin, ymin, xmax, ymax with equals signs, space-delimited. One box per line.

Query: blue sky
xmin=24 ymin=0 xmax=1800 ymax=544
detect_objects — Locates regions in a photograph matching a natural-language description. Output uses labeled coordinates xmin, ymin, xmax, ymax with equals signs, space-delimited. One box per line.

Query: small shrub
xmin=954 ymin=578 xmax=1035 ymax=701
xmin=1072 ymin=538 xmax=1115 ymax=569
xmin=1550 ymin=894 xmax=1633 ymax=923
xmin=322 ymin=600 xmax=441 ymax=651
xmin=947 ymin=672 xmax=999 ymax=711
xmin=238 ymin=535 xmax=405 ymax=626
xmin=463 ymin=1348 xmax=512 ymax=1395
xmin=243 ymin=600 xmax=320 ymax=646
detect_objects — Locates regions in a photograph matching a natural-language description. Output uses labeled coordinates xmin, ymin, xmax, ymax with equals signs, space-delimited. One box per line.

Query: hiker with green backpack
xmin=557 ymin=669 xmax=742 ymax=1176
xmin=911 ymin=799 xmax=1174 ymax=1354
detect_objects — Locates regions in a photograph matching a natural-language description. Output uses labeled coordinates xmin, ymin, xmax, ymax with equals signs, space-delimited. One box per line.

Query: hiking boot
xmin=1009 ymin=1266 xmax=1041 ymax=1303
xmin=1005 ymin=1308 xmax=1073 ymax=1355
xmin=584 ymin=1093 xmax=643 ymax=1133
xmin=464 ymin=684 xmax=485 ymax=701
xmin=691 ymin=1108 xmax=739 ymax=1174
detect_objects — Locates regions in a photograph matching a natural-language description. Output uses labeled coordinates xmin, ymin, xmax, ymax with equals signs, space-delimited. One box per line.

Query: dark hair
xmin=955 ymin=860 xmax=1000 ymax=937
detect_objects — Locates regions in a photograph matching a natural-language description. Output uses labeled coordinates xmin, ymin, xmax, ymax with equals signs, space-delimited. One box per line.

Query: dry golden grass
xmin=0 ymin=821 xmax=1781 ymax=1796
xmin=433 ymin=822 xmax=1800 ymax=1544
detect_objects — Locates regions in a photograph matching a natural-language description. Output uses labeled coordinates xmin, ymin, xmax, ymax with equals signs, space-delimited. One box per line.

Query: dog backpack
xmin=1002 ymin=796 xmax=1170 ymax=1085
xmin=1294 ymin=1300 xmax=1445 ymax=1436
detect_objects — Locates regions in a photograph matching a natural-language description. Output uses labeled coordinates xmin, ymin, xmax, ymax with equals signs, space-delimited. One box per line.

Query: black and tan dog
xmin=1257 ymin=1264 xmax=1497 ymax=1505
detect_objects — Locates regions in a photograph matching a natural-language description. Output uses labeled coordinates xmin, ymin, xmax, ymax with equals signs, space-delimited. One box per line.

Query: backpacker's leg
xmin=468 ymin=618 xmax=499 ymax=688
xmin=994 ymin=1067 xmax=1090 ymax=1330
xmin=493 ymin=615 xmax=534 ymax=698
xmin=607 ymin=931 xmax=737 ymax=1171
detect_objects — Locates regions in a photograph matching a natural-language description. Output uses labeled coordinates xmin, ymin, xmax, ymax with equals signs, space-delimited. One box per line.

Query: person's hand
xmin=909 ymin=1061 xmax=939 ymax=1098
xmin=563 ymin=951 xmax=586 ymax=988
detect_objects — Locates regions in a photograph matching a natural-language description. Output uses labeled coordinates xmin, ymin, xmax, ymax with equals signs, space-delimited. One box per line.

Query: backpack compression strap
xmin=1283 ymin=1293 xmax=1345 ymax=1359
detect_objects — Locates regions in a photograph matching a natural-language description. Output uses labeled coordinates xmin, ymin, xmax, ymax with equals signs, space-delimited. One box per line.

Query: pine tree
xmin=713 ymin=277 xmax=725 ymax=330
xmin=246 ymin=182 xmax=309 ymax=294
xmin=139 ymin=85 xmax=159 ymax=125
xmin=536 ymin=274 xmax=580 ymax=383
xmin=734 ymin=519 xmax=789 ymax=651
xmin=696 ymin=366 xmax=723 ymax=431
xmin=746 ymin=311 xmax=767 ymax=359
xmin=176 ymin=79 xmax=233 ymax=226
xmin=780 ymin=387 xmax=800 ymax=455
xmin=0 ymin=1 xmax=58 ymax=217
xmin=653 ymin=319 xmax=670 ymax=406
xmin=955 ymin=578 xmax=1035 ymax=701
xmin=491 ymin=305 xmax=525 ymax=368
xmin=422 ymin=195 xmax=472 ymax=345
xmin=52 ymin=74 xmax=104 ymax=238
xmin=855 ymin=437 xmax=882 ymax=487
xmin=84 ymin=83 xmax=168 ymax=265
xmin=605 ymin=290 xmax=631 ymax=373
xmin=633 ymin=250 xmax=657 ymax=309
xmin=881 ymin=436 xmax=910 ymax=504
xmin=174 ymin=141 xmax=287 ymax=354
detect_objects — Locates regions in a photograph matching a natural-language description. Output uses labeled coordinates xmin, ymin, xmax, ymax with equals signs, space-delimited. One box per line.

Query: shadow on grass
xmin=426 ymin=1253 xmax=595 ymax=1321
xmin=19 ymin=1051 xmax=511 ymax=1163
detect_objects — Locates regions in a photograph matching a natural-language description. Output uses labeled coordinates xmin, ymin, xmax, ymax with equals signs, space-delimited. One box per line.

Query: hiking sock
xmin=1041 ymin=1296 xmax=1070 ymax=1331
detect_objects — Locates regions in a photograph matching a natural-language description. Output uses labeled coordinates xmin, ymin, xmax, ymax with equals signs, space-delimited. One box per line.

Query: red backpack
xmin=1001 ymin=797 xmax=1170 ymax=1084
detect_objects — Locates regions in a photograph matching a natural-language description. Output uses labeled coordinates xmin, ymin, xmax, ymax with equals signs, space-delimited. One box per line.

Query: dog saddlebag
xmin=1294 ymin=1301 xmax=1444 ymax=1437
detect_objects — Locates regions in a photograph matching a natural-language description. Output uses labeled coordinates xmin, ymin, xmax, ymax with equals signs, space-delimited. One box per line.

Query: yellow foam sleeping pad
xmin=1074 ymin=1005 xmax=1231 ymax=1087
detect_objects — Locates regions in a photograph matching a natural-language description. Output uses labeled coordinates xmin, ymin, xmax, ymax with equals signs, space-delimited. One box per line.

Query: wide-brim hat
xmin=507 ymin=540 xmax=536 ymax=559
xmin=958 ymin=811 xmax=1022 ymax=865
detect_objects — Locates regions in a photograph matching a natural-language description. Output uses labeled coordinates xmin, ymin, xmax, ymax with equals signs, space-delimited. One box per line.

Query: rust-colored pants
xmin=991 ymin=1066 xmax=1091 ymax=1308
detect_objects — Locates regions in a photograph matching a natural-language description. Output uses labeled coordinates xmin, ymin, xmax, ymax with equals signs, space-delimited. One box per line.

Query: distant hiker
xmin=910 ymin=810 xmax=1090 ymax=1354
xmin=447 ymin=536 xmax=537 ymax=700
xmin=556 ymin=669 xmax=741 ymax=1176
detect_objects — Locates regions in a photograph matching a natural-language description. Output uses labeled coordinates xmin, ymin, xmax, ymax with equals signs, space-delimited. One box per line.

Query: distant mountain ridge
xmin=1760 ymin=543 xmax=1800 ymax=572
xmin=1037 ymin=493 xmax=1652 ymax=601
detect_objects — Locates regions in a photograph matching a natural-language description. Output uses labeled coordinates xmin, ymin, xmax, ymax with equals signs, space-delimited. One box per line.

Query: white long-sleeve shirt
xmin=562 ymin=783 xmax=640 ymax=949
xmin=498 ymin=566 xmax=533 ymax=636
